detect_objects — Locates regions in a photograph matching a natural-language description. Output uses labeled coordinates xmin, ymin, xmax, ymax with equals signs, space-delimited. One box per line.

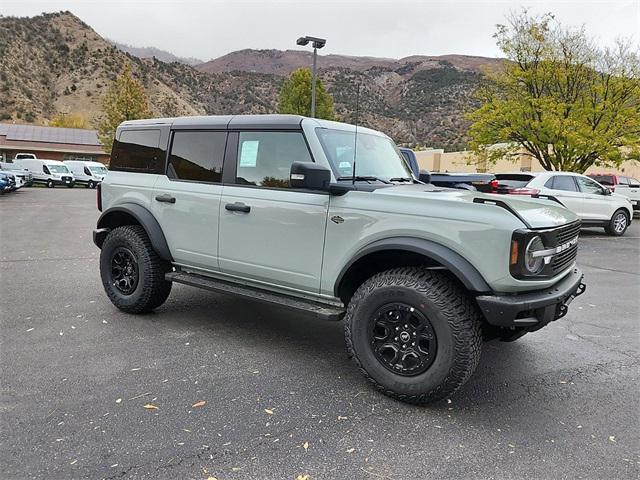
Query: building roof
xmin=0 ymin=123 xmax=101 ymax=146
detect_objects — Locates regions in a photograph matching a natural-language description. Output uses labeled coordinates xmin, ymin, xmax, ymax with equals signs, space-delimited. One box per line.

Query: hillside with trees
xmin=0 ymin=11 xmax=503 ymax=149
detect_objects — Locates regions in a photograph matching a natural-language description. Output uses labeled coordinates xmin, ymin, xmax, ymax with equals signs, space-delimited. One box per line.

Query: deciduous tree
xmin=468 ymin=11 xmax=640 ymax=173
xmin=99 ymin=63 xmax=151 ymax=152
xmin=278 ymin=68 xmax=335 ymax=120
xmin=49 ymin=113 xmax=89 ymax=129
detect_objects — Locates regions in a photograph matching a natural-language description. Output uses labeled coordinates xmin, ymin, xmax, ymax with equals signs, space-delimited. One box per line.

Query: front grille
xmin=549 ymin=221 xmax=580 ymax=273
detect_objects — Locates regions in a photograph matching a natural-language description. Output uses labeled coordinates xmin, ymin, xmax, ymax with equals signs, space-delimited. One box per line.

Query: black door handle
xmin=225 ymin=202 xmax=251 ymax=213
xmin=155 ymin=194 xmax=176 ymax=204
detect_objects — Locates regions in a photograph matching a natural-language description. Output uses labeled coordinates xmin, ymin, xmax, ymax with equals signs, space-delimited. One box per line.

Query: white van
xmin=15 ymin=158 xmax=75 ymax=188
xmin=63 ymin=160 xmax=108 ymax=188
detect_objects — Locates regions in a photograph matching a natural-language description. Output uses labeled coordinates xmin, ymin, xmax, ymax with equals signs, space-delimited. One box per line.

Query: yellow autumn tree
xmin=98 ymin=63 xmax=151 ymax=152
xmin=49 ymin=113 xmax=90 ymax=129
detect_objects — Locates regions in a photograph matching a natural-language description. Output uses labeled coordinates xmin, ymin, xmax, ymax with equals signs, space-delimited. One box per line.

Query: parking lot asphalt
xmin=1 ymin=188 xmax=638 ymax=480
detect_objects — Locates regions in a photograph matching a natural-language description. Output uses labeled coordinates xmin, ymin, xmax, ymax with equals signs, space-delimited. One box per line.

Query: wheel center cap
xmin=400 ymin=331 xmax=411 ymax=343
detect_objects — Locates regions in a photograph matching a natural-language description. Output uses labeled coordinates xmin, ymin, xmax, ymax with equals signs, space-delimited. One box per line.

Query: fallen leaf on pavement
xmin=296 ymin=475 xmax=310 ymax=480
xmin=265 ymin=409 xmax=274 ymax=415
xmin=346 ymin=448 xmax=355 ymax=453
xmin=609 ymin=436 xmax=616 ymax=443
xmin=303 ymin=441 xmax=309 ymax=451
xmin=192 ymin=400 xmax=206 ymax=408
xmin=143 ymin=404 xmax=158 ymax=411
xmin=115 ymin=398 xmax=122 ymax=404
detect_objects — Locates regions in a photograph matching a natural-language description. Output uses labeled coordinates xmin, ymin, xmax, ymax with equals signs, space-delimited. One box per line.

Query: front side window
xmin=168 ymin=131 xmax=226 ymax=183
xmin=89 ymin=165 xmax=108 ymax=175
xmin=316 ymin=128 xmax=412 ymax=180
xmin=549 ymin=176 xmax=578 ymax=192
xmin=618 ymin=177 xmax=630 ymax=185
xmin=236 ymin=131 xmax=312 ymax=188
xmin=576 ymin=176 xmax=604 ymax=194
xmin=111 ymin=129 xmax=162 ymax=173
xmin=43 ymin=165 xmax=50 ymax=175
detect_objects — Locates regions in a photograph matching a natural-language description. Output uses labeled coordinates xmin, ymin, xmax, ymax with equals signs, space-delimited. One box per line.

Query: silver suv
xmin=94 ymin=115 xmax=586 ymax=404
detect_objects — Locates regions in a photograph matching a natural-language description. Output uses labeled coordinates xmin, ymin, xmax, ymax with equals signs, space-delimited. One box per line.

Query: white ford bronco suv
xmin=94 ymin=115 xmax=586 ymax=404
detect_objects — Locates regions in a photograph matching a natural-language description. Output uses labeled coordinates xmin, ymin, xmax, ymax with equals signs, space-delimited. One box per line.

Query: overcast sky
xmin=1 ymin=0 xmax=638 ymax=62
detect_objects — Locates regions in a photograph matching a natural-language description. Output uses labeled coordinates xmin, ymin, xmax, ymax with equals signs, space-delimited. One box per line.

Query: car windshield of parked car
xmin=495 ymin=174 xmax=533 ymax=188
xmin=48 ymin=164 xmax=70 ymax=173
xmin=89 ymin=166 xmax=107 ymax=174
xmin=316 ymin=128 xmax=413 ymax=181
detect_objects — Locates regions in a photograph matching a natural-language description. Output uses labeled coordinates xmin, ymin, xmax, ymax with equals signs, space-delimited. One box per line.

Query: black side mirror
xmin=603 ymin=187 xmax=612 ymax=195
xmin=290 ymin=162 xmax=331 ymax=191
xmin=418 ymin=170 xmax=431 ymax=184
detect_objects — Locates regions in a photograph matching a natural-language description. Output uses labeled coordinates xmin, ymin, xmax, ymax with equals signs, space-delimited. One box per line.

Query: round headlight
xmin=524 ymin=236 xmax=545 ymax=274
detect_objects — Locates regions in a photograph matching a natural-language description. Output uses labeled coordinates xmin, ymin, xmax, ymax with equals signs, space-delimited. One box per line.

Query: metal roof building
xmin=0 ymin=123 xmax=109 ymax=163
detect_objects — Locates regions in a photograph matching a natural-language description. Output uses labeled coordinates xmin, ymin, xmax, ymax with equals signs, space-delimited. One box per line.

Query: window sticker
xmin=239 ymin=140 xmax=259 ymax=167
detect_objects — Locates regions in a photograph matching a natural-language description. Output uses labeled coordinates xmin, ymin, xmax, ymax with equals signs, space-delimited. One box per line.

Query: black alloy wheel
xmin=110 ymin=247 xmax=139 ymax=295
xmin=370 ymin=303 xmax=437 ymax=376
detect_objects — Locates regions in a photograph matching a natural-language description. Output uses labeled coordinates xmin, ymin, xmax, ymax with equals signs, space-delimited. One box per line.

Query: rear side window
xmin=167 ymin=131 xmax=226 ymax=183
xmin=618 ymin=177 xmax=630 ymax=185
xmin=236 ymin=131 xmax=312 ymax=188
xmin=548 ymin=176 xmax=578 ymax=192
xmin=111 ymin=129 xmax=163 ymax=173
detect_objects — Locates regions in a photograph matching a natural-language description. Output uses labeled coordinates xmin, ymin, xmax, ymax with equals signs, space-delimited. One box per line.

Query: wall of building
xmin=0 ymin=149 xmax=110 ymax=164
xmin=414 ymin=149 xmax=640 ymax=179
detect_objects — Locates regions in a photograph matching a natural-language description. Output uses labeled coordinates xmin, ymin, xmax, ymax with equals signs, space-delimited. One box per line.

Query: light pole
xmin=296 ymin=35 xmax=326 ymax=118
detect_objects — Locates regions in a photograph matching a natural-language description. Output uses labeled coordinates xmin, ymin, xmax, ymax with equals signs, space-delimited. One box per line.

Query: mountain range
xmin=0 ymin=11 xmax=503 ymax=149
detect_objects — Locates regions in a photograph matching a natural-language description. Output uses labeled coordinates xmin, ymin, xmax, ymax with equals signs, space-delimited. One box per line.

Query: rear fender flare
xmin=96 ymin=203 xmax=173 ymax=262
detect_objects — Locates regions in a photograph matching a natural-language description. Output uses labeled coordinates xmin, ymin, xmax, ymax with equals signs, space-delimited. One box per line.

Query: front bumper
xmin=476 ymin=268 xmax=585 ymax=329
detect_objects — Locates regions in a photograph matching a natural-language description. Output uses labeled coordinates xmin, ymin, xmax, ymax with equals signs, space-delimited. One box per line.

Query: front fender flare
xmin=335 ymin=236 xmax=492 ymax=295
xmin=95 ymin=203 xmax=173 ymax=262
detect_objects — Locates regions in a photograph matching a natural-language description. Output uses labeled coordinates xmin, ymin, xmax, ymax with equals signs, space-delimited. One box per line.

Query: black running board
xmin=166 ymin=271 xmax=345 ymax=321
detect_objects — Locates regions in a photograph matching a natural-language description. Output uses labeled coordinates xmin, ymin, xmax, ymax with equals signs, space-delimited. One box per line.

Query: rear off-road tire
xmin=344 ymin=267 xmax=482 ymax=404
xmin=100 ymin=225 xmax=172 ymax=314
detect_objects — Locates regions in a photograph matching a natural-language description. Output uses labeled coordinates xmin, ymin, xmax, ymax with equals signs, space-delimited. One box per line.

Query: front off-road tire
xmin=345 ymin=267 xmax=482 ymax=404
xmin=100 ymin=225 xmax=172 ymax=314
xmin=604 ymin=209 xmax=629 ymax=236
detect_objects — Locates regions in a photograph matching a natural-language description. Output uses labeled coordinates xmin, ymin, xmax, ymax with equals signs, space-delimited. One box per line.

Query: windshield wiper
xmin=337 ymin=176 xmax=392 ymax=184
xmin=389 ymin=177 xmax=413 ymax=182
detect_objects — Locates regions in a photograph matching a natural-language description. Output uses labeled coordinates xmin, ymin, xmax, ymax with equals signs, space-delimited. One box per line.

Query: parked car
xmin=14 ymin=158 xmax=75 ymax=188
xmin=398 ymin=147 xmax=420 ymax=177
xmin=0 ymin=174 xmax=9 ymax=193
xmin=495 ymin=172 xmax=633 ymax=236
xmin=0 ymin=171 xmax=16 ymax=192
xmin=1 ymin=163 xmax=33 ymax=187
xmin=93 ymin=114 xmax=586 ymax=404
xmin=398 ymin=148 xmax=498 ymax=192
xmin=429 ymin=172 xmax=499 ymax=193
xmin=588 ymin=173 xmax=640 ymax=213
xmin=64 ymin=160 xmax=108 ymax=188
xmin=13 ymin=153 xmax=37 ymax=160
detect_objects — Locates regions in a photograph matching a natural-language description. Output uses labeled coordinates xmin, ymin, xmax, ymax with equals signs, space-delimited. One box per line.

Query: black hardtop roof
xmin=119 ymin=114 xmax=306 ymax=130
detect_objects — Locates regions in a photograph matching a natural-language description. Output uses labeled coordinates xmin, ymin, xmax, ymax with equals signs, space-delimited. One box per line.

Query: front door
xmin=575 ymin=176 xmax=611 ymax=220
xmin=544 ymin=175 xmax=585 ymax=217
xmin=218 ymin=131 xmax=329 ymax=294
xmin=152 ymin=130 xmax=227 ymax=271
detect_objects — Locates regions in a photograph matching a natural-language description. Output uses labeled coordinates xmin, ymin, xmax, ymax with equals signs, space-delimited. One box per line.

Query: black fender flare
xmin=335 ymin=236 xmax=491 ymax=296
xmin=95 ymin=203 xmax=173 ymax=262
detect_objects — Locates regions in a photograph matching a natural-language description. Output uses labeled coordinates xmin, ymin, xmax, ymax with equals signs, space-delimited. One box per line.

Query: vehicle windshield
xmin=89 ymin=165 xmax=107 ymax=174
xmin=316 ymin=128 xmax=413 ymax=181
xmin=495 ymin=174 xmax=534 ymax=188
xmin=48 ymin=164 xmax=70 ymax=173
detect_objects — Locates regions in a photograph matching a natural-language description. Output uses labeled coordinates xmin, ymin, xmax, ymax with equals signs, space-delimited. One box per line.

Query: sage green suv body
xmin=94 ymin=115 xmax=585 ymax=404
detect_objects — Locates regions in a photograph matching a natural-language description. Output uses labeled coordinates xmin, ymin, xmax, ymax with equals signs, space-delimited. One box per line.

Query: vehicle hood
xmin=373 ymin=184 xmax=578 ymax=228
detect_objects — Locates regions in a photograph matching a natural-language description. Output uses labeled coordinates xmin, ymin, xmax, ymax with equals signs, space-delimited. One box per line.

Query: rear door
xmin=218 ymin=130 xmax=329 ymax=293
xmin=152 ymin=130 xmax=227 ymax=271
xmin=543 ymin=175 xmax=584 ymax=215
